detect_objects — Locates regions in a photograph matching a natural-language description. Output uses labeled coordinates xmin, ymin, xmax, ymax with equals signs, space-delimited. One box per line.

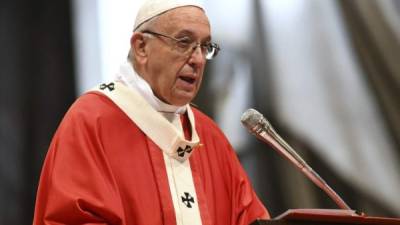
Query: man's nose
xmin=188 ymin=45 xmax=206 ymax=65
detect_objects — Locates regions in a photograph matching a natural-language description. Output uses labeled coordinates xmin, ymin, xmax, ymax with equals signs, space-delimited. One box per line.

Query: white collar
xmin=115 ymin=61 xmax=187 ymax=114
xmin=95 ymin=81 xmax=200 ymax=161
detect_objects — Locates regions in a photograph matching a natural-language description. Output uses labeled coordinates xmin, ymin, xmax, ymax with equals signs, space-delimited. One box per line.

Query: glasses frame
xmin=142 ymin=30 xmax=220 ymax=60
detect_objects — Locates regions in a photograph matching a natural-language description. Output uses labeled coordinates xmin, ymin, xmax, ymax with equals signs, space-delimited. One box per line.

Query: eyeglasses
xmin=142 ymin=30 xmax=220 ymax=60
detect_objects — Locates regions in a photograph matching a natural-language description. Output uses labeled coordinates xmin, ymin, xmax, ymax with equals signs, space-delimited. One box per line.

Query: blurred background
xmin=1 ymin=0 xmax=400 ymax=224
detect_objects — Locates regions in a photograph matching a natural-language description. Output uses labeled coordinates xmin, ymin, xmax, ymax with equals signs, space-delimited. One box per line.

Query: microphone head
xmin=241 ymin=108 xmax=268 ymax=131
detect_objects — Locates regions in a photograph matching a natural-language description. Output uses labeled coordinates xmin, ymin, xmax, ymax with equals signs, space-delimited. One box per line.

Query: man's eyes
xmin=177 ymin=37 xmax=193 ymax=46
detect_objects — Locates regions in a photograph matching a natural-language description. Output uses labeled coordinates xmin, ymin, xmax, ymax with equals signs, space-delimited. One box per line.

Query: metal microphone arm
xmin=242 ymin=109 xmax=351 ymax=210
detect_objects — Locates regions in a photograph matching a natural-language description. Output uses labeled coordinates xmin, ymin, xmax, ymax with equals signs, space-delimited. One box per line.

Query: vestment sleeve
xmin=192 ymin=108 xmax=270 ymax=225
xmin=33 ymin=104 xmax=125 ymax=225
xmin=228 ymin=143 xmax=270 ymax=225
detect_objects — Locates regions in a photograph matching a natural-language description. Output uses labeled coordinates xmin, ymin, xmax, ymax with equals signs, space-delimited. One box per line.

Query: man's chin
xmin=170 ymin=91 xmax=196 ymax=106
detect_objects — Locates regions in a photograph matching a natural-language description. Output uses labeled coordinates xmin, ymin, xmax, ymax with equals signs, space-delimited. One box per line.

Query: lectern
xmin=251 ymin=209 xmax=400 ymax=225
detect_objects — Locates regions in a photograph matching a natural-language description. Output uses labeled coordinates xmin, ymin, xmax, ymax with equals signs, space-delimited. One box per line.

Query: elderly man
xmin=33 ymin=0 xmax=269 ymax=225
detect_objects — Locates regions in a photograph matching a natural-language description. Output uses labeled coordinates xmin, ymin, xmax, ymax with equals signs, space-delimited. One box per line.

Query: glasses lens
xmin=205 ymin=43 xmax=219 ymax=60
xmin=205 ymin=49 xmax=214 ymax=60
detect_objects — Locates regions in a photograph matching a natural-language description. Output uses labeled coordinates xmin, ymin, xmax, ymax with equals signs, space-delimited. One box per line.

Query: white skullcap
xmin=134 ymin=0 xmax=205 ymax=31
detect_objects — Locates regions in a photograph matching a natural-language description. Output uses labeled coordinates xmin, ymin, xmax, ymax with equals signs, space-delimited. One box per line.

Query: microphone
xmin=241 ymin=108 xmax=351 ymax=210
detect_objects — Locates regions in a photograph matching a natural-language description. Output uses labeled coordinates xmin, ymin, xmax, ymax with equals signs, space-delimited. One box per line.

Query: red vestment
xmin=33 ymin=91 xmax=269 ymax=225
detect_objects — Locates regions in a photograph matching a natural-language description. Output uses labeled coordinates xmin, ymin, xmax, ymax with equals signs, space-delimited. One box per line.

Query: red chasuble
xmin=33 ymin=89 xmax=269 ymax=225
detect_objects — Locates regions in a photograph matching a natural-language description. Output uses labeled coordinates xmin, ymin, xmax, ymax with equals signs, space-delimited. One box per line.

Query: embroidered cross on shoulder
xmin=177 ymin=145 xmax=192 ymax=157
xmin=100 ymin=82 xmax=115 ymax=91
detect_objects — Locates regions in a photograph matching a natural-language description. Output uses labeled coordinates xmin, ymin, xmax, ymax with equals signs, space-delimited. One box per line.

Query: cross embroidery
xmin=100 ymin=82 xmax=115 ymax=91
xmin=181 ymin=192 xmax=195 ymax=208
xmin=177 ymin=145 xmax=192 ymax=157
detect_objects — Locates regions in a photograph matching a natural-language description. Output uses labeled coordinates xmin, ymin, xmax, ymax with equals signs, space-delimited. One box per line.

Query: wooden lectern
xmin=251 ymin=209 xmax=400 ymax=225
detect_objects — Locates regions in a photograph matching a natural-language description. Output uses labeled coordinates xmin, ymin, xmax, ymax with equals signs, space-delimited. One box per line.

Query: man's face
xmin=140 ymin=7 xmax=211 ymax=106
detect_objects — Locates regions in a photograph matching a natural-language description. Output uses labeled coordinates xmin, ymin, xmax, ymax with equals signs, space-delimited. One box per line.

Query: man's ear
xmin=130 ymin=32 xmax=148 ymax=63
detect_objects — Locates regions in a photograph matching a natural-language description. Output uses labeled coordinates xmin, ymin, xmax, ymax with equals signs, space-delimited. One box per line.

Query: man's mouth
xmin=179 ymin=75 xmax=196 ymax=84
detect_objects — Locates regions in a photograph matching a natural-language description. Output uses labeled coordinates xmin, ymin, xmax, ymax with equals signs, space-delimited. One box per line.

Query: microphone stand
xmin=250 ymin=117 xmax=352 ymax=210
